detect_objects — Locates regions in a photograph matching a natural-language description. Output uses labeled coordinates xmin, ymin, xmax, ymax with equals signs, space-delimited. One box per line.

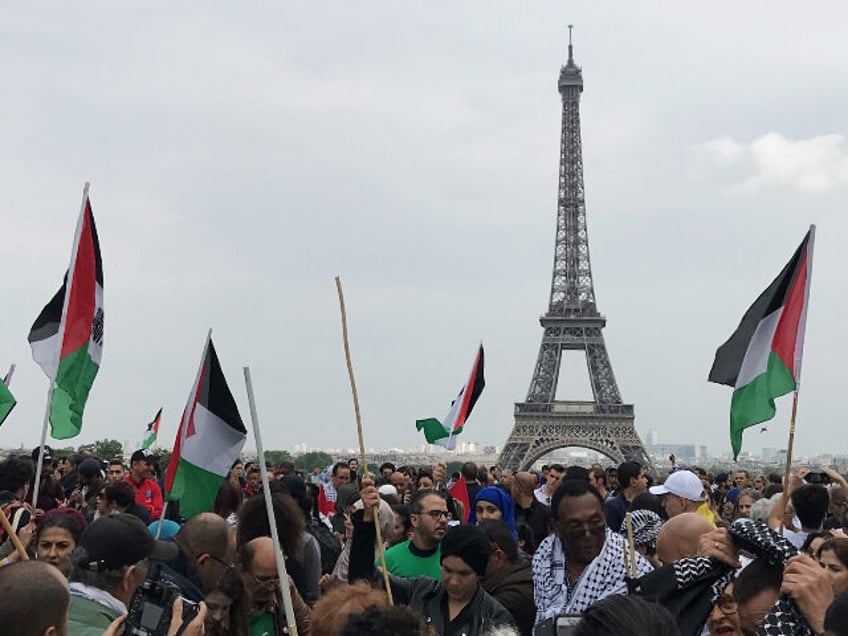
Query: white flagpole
xmin=243 ymin=366 xmax=298 ymax=636
xmin=3 ymin=364 xmax=15 ymax=387
xmin=33 ymin=183 xmax=90 ymax=509
xmin=165 ymin=331 xmax=212 ymax=502
xmin=154 ymin=502 xmax=169 ymax=539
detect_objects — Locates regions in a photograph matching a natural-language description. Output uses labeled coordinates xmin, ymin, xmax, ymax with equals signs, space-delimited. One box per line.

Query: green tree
xmin=78 ymin=439 xmax=123 ymax=460
xmin=264 ymin=450 xmax=294 ymax=467
xmin=294 ymin=451 xmax=334 ymax=472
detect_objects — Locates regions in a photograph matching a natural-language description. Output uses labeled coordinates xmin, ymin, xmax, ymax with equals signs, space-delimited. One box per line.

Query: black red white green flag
xmin=0 ymin=364 xmax=16 ymax=426
xmin=709 ymin=226 xmax=815 ymax=459
xmin=416 ymin=344 xmax=485 ymax=450
xmin=165 ymin=335 xmax=246 ymax=518
xmin=142 ymin=408 xmax=162 ymax=449
xmin=28 ymin=185 xmax=104 ymax=439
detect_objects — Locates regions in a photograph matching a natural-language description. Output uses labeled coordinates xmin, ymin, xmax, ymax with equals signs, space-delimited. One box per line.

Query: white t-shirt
xmin=781 ymin=528 xmax=809 ymax=549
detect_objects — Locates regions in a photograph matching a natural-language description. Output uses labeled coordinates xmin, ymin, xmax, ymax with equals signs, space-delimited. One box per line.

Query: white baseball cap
xmin=649 ymin=470 xmax=706 ymax=502
xmin=377 ymin=484 xmax=398 ymax=497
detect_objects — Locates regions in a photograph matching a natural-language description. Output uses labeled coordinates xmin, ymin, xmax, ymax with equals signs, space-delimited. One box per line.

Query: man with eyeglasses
xmin=706 ymin=583 xmax=743 ymax=636
xmin=380 ymin=489 xmax=449 ymax=580
xmin=167 ymin=512 xmax=236 ymax=594
xmin=238 ymin=536 xmax=312 ymax=636
xmin=532 ymin=479 xmax=653 ymax=625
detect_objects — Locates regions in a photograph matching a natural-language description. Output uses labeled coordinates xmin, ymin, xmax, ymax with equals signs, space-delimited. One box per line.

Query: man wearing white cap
xmin=650 ymin=470 xmax=713 ymax=525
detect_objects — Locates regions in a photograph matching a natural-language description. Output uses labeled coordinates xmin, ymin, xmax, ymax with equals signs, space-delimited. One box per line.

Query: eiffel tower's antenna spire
xmin=568 ymin=24 xmax=574 ymax=65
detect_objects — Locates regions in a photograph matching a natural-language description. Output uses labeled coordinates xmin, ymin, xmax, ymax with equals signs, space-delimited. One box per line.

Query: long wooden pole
xmin=243 ymin=367 xmax=298 ymax=636
xmin=334 ymin=276 xmax=393 ymax=605
xmin=779 ymin=391 xmax=800 ymax=533
xmin=625 ymin=511 xmax=637 ymax=578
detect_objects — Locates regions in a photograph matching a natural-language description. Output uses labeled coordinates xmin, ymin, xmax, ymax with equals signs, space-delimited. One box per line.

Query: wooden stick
xmin=335 ymin=276 xmax=393 ymax=605
xmin=244 ymin=367 xmax=298 ymax=636
xmin=779 ymin=391 xmax=800 ymax=534
xmin=625 ymin=511 xmax=637 ymax=578
xmin=0 ymin=507 xmax=29 ymax=561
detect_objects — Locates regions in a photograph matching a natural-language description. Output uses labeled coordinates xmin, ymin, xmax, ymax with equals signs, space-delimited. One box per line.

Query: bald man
xmin=656 ymin=512 xmax=714 ymax=565
xmin=511 ymin=471 xmax=551 ymax=547
xmin=172 ymin=512 xmax=236 ymax=593
xmin=0 ymin=560 xmax=70 ymax=636
xmin=238 ymin=537 xmax=312 ymax=636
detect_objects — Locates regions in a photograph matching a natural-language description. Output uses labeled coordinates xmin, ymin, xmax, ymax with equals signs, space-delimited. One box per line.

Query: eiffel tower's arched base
xmin=497 ymin=409 xmax=653 ymax=474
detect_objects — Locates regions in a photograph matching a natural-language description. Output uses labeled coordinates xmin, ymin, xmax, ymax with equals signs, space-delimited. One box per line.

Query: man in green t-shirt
xmin=380 ymin=489 xmax=448 ymax=580
xmin=240 ymin=536 xmax=312 ymax=636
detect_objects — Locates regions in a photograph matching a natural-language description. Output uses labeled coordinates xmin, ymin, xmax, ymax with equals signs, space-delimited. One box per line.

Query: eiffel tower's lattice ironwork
xmin=498 ymin=30 xmax=652 ymax=473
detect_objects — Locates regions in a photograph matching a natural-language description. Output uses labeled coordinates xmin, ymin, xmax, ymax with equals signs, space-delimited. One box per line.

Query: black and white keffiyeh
xmin=532 ymin=528 xmax=653 ymax=623
xmin=727 ymin=520 xmax=813 ymax=636
xmin=619 ymin=509 xmax=662 ymax=553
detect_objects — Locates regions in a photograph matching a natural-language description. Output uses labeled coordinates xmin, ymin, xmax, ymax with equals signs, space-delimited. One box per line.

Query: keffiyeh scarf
xmin=728 ymin=521 xmax=812 ymax=636
xmin=532 ymin=528 xmax=653 ymax=622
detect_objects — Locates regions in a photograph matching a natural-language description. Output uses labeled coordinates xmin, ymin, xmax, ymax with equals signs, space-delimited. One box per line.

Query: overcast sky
xmin=2 ymin=3 xmax=846 ymax=461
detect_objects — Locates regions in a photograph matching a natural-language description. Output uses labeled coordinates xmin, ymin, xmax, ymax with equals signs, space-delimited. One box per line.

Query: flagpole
xmin=780 ymin=224 xmax=815 ymax=533
xmin=334 ymin=276 xmax=393 ymax=605
xmin=3 ymin=364 xmax=15 ymax=386
xmin=33 ymin=182 xmax=90 ymax=510
xmin=165 ymin=331 xmax=212 ymax=503
xmin=154 ymin=502 xmax=169 ymax=539
xmin=243 ymin=366 xmax=298 ymax=636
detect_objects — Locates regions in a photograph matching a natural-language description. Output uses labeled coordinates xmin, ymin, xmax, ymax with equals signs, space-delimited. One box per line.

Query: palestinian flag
xmin=416 ymin=344 xmax=485 ymax=450
xmin=28 ymin=185 xmax=104 ymax=439
xmin=165 ymin=335 xmax=246 ymax=518
xmin=709 ymin=227 xmax=815 ymax=459
xmin=142 ymin=407 xmax=162 ymax=449
xmin=0 ymin=364 xmax=16 ymax=426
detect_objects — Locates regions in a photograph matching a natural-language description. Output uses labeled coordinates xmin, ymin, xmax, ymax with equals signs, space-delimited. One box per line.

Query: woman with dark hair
xmin=818 ymin=537 xmax=848 ymax=597
xmin=629 ymin=491 xmax=662 ymax=517
xmin=801 ymin=530 xmax=831 ymax=558
xmin=213 ymin=480 xmax=242 ymax=529
xmin=238 ymin=485 xmax=320 ymax=606
xmin=34 ymin=508 xmax=86 ymax=576
xmin=205 ymin=567 xmax=247 ymax=636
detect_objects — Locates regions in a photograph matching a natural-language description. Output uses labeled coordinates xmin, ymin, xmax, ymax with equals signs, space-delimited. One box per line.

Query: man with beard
xmin=381 ymin=489 xmax=448 ymax=580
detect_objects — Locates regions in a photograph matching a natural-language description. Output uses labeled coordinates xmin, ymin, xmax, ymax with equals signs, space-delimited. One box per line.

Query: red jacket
xmin=317 ymin=484 xmax=337 ymax=517
xmin=125 ymin=475 xmax=164 ymax=519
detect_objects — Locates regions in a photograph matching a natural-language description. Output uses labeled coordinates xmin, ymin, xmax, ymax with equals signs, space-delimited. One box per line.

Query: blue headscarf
xmin=468 ymin=486 xmax=517 ymax=537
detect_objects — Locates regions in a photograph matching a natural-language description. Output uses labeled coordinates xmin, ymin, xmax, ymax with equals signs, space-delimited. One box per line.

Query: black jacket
xmin=481 ymin=559 xmax=535 ymax=636
xmin=349 ymin=510 xmax=514 ymax=635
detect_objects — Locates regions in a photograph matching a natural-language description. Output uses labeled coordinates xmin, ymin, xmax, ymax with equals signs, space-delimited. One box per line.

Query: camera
xmin=532 ymin=614 xmax=582 ymax=636
xmin=125 ymin=562 xmax=201 ymax=636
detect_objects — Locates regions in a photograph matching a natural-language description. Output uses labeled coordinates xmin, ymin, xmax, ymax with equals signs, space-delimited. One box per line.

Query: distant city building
xmin=647 ymin=443 xmax=701 ymax=463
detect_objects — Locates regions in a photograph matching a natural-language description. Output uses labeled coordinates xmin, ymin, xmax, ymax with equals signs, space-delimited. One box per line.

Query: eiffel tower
xmin=498 ymin=30 xmax=653 ymax=473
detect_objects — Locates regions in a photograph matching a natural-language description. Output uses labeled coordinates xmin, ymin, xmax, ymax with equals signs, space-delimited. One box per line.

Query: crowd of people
xmin=1 ymin=447 xmax=848 ymax=636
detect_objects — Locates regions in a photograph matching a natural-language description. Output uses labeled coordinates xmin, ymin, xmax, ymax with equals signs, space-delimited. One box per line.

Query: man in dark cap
xmin=348 ymin=478 xmax=514 ymax=635
xmin=125 ymin=448 xmax=163 ymax=519
xmin=67 ymin=513 xmax=179 ymax=633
